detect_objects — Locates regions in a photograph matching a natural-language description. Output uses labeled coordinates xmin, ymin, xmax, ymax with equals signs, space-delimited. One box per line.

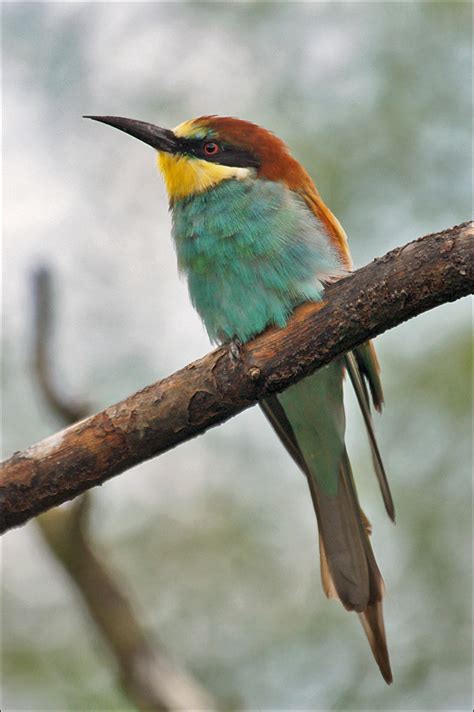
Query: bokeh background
xmin=2 ymin=2 xmax=472 ymax=711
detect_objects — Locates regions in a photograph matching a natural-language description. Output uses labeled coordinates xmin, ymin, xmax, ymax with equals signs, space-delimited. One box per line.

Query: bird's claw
xmin=229 ymin=336 xmax=243 ymax=366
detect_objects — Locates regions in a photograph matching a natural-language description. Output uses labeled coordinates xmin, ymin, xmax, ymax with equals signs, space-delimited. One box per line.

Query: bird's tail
xmin=316 ymin=453 xmax=392 ymax=684
xmin=263 ymin=361 xmax=392 ymax=683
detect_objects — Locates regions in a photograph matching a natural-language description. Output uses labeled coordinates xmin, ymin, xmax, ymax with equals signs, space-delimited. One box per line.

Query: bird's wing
xmin=345 ymin=351 xmax=395 ymax=521
xmin=354 ymin=340 xmax=385 ymax=413
xmin=300 ymin=184 xmax=394 ymax=520
xmin=301 ymin=187 xmax=353 ymax=268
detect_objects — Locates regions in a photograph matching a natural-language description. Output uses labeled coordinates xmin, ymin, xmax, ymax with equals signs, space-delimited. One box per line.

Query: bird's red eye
xmin=203 ymin=142 xmax=219 ymax=156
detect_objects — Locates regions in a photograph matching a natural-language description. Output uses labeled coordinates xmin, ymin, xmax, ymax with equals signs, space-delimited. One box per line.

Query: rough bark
xmin=1 ymin=222 xmax=472 ymax=535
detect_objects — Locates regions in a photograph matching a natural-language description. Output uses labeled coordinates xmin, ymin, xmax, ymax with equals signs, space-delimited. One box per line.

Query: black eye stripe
xmin=176 ymin=137 xmax=260 ymax=169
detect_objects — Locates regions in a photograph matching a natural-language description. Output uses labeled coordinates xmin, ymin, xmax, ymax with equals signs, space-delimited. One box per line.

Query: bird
xmin=85 ymin=114 xmax=395 ymax=684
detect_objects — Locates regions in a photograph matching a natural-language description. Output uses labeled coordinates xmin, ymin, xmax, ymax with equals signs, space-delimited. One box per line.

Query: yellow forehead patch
xmin=173 ymin=119 xmax=207 ymax=139
xmin=157 ymin=149 xmax=251 ymax=202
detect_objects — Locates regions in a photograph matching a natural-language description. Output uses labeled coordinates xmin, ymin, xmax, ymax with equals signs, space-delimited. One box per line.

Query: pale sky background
xmin=2 ymin=3 xmax=472 ymax=711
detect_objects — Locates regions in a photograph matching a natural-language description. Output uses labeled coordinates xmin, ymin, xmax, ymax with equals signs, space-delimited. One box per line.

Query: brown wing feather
xmin=345 ymin=352 xmax=395 ymax=521
xmin=355 ymin=341 xmax=385 ymax=413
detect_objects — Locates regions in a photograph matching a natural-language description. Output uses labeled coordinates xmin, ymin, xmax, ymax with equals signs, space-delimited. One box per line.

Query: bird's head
xmin=84 ymin=114 xmax=313 ymax=203
xmin=85 ymin=114 xmax=351 ymax=264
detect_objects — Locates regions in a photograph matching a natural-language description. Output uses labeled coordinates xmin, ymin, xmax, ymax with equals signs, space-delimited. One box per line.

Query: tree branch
xmin=39 ymin=498 xmax=218 ymax=711
xmin=2 ymin=222 xmax=472 ymax=534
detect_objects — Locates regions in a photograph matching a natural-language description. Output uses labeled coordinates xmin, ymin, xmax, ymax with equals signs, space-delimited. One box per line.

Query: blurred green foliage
xmin=2 ymin=2 xmax=471 ymax=710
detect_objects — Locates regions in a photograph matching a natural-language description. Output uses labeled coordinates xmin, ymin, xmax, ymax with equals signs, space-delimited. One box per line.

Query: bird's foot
xmin=229 ymin=336 xmax=243 ymax=366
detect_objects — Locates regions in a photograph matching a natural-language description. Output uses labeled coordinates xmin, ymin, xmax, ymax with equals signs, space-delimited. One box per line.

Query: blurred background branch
xmin=32 ymin=267 xmax=219 ymax=711
xmin=2 ymin=222 xmax=472 ymax=533
xmin=32 ymin=266 xmax=90 ymax=422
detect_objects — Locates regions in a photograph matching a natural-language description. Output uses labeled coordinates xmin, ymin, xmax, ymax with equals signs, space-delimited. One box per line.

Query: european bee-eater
xmin=86 ymin=114 xmax=395 ymax=684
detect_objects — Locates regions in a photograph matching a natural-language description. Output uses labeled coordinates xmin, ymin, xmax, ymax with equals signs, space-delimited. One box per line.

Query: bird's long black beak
xmin=84 ymin=115 xmax=179 ymax=153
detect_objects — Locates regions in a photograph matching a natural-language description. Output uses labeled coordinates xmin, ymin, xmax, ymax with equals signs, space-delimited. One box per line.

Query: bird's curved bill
xmin=83 ymin=115 xmax=178 ymax=153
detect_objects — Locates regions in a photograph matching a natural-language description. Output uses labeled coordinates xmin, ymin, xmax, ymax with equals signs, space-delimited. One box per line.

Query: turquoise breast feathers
xmin=171 ymin=178 xmax=343 ymax=343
